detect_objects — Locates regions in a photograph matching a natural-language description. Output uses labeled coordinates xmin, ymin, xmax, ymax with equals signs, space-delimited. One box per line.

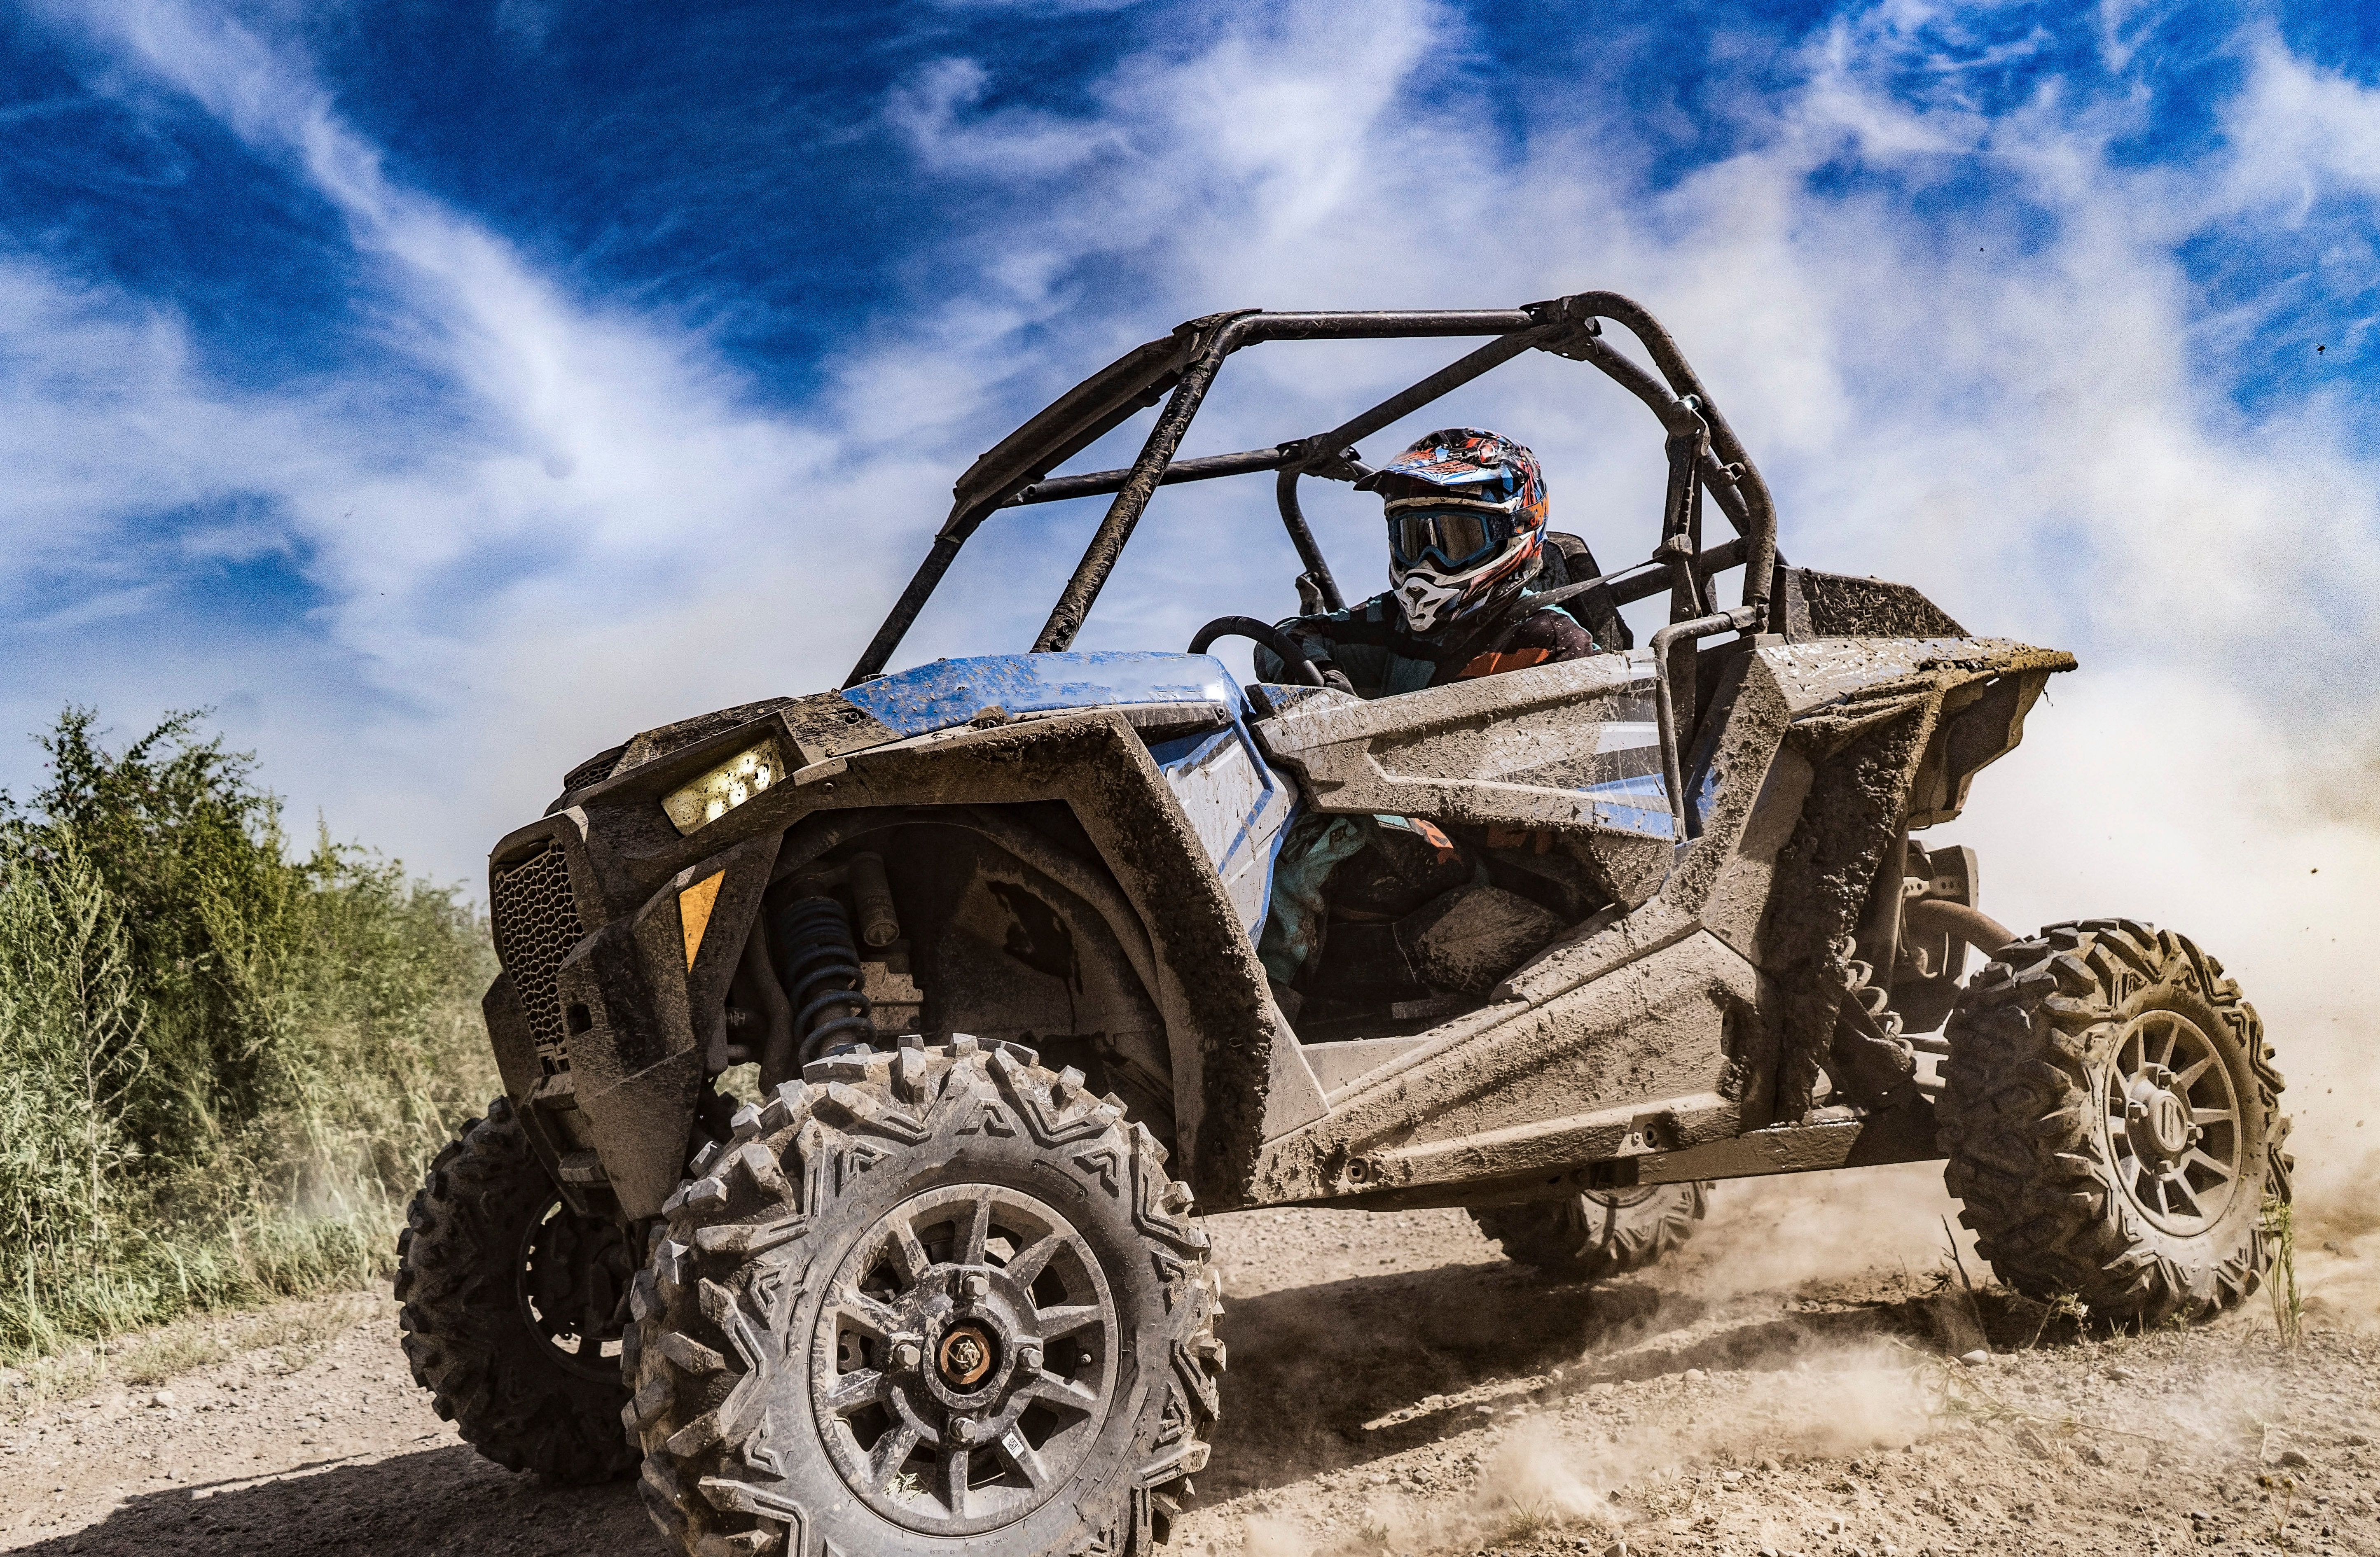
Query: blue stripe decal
xmin=1576 ymin=758 xmax=1723 ymax=842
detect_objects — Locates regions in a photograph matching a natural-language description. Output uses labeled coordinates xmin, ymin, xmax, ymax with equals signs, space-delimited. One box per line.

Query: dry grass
xmin=0 ymin=709 xmax=495 ymax=1363
xmin=1487 ymin=1494 xmax=1569 ymax=1542
xmin=2263 ymin=1195 xmax=2304 ymax=1352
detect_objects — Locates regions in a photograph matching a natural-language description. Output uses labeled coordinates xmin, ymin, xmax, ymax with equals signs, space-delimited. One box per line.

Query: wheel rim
xmin=2102 ymin=1009 xmax=2244 ymax=1235
xmin=515 ymin=1195 xmax=631 ymax=1382
xmin=811 ymin=1184 xmax=1118 ymax=1536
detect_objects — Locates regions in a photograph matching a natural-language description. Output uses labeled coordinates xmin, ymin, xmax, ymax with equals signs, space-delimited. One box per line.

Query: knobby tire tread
xmin=628 ymin=1040 xmax=1221 ymax=1557
xmin=1935 ymin=919 xmax=2289 ymax=1325
xmin=1469 ymin=1182 xmax=1709 ymax=1281
xmin=393 ymin=1097 xmax=638 ymax=1483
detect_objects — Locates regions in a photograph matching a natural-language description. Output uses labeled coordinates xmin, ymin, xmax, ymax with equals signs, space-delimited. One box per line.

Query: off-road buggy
xmin=395 ymin=292 xmax=2291 ymax=1557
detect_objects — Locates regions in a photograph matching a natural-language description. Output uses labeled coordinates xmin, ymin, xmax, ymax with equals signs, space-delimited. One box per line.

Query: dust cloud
xmin=1478 ymin=1342 xmax=1939 ymax=1488
xmin=1676 ymin=1164 xmax=1977 ymax=1310
xmin=1945 ymin=668 xmax=2379 ymax=1313
xmin=1206 ymin=1340 xmax=1951 ymax=1556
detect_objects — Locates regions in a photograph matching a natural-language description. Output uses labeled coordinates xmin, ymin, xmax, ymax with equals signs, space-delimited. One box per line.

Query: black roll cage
xmin=844 ymin=292 xmax=1780 ymax=689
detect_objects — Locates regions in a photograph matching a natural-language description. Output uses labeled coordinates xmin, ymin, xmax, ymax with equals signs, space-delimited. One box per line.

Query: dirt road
xmin=6 ymin=1162 xmax=2375 ymax=1557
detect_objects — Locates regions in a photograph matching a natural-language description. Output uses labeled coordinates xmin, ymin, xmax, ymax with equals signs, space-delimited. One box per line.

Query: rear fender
xmin=1907 ymin=666 xmax=2055 ymax=828
xmin=1735 ymin=637 xmax=2072 ymax=1122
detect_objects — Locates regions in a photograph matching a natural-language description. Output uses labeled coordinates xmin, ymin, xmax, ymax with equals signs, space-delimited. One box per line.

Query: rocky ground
xmin=4 ymin=1162 xmax=2375 ymax=1557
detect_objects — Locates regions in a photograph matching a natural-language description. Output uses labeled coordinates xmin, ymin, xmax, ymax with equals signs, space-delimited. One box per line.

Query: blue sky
xmin=5 ymin=0 xmax=2379 ymax=960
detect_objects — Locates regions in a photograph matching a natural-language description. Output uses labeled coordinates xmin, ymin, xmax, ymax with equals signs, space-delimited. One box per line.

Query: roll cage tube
xmin=842 ymin=292 xmax=1781 ymax=688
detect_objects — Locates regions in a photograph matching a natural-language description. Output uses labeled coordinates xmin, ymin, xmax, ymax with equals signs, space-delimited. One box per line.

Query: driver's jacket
xmin=1253 ymin=585 xmax=1599 ymax=698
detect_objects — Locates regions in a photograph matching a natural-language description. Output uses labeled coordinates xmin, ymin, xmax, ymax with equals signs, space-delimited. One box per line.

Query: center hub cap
xmin=2104 ymin=1009 xmax=2243 ymax=1235
xmin=810 ymin=1184 xmax=1118 ymax=1536
xmin=940 ymin=1325 xmax=995 ymax=1388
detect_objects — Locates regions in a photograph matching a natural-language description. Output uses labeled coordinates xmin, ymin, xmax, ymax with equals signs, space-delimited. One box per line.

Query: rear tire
xmin=627 ymin=1038 xmax=1220 ymax=1557
xmin=1937 ymin=920 xmax=2289 ymax=1325
xmin=394 ymin=1097 xmax=639 ymax=1482
xmin=1469 ymin=1182 xmax=1708 ymax=1280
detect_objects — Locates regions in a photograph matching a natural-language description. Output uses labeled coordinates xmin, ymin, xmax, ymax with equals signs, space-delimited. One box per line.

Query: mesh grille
xmin=491 ymin=837 xmax=586 ymax=1074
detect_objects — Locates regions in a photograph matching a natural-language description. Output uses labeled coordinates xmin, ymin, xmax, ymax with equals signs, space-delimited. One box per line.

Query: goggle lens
xmin=1390 ymin=506 xmax=1501 ymax=570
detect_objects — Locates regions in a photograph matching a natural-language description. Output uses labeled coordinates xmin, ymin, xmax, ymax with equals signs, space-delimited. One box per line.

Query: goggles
xmin=1386 ymin=495 xmax=1520 ymax=572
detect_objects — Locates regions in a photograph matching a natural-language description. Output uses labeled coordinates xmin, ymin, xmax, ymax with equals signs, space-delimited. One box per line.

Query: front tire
xmin=1468 ymin=1182 xmax=1709 ymax=1281
xmin=628 ymin=1038 xmax=1221 ymax=1557
xmin=394 ymin=1097 xmax=639 ymax=1482
xmin=1938 ymin=919 xmax=2289 ymax=1324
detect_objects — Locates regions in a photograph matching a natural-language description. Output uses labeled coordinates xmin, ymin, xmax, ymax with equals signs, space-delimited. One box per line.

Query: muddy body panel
xmin=465 ymin=294 xmax=2088 ymax=1232
xmin=485 ymin=629 xmax=2070 ymax=1222
xmin=1240 ymin=633 xmax=2071 ymax=1208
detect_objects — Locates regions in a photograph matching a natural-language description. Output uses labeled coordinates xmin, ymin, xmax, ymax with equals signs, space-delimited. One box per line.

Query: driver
xmin=1253 ymin=427 xmax=1599 ymax=697
xmin=1253 ymin=427 xmax=1606 ymax=1000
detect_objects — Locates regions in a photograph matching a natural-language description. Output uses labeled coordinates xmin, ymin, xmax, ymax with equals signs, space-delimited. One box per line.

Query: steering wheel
xmin=1187 ymin=616 xmax=1326 ymax=687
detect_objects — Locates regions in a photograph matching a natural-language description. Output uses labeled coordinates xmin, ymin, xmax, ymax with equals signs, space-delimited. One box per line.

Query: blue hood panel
xmin=842 ymin=652 xmax=1244 ymax=739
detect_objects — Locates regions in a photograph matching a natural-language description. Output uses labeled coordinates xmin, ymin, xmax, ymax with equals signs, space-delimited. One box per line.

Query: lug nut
xmin=1018 ymin=1343 xmax=1043 ymax=1372
xmin=2125 ymin=1101 xmax=2146 ymax=1122
xmin=893 ymin=1341 xmax=921 ymax=1371
xmin=961 ymin=1272 xmax=989 ymax=1300
xmin=949 ymin=1417 xmax=975 ymax=1444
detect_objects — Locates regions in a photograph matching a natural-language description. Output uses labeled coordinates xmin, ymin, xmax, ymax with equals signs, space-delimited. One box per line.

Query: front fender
xmin=558 ymin=705 xmax=1322 ymax=1210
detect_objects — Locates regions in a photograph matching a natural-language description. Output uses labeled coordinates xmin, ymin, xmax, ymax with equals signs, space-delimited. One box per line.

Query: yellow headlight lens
xmin=662 ymin=738 xmax=786 ymax=836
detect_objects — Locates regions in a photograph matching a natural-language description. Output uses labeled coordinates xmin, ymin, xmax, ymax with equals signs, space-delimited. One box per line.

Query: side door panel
xmin=1255 ymin=651 xmax=1675 ymax=836
xmin=1254 ymin=652 xmax=1682 ymax=913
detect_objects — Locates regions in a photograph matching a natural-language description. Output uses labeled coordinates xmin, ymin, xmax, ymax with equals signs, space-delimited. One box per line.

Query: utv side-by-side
xmin=395 ymin=292 xmax=2291 ymax=1557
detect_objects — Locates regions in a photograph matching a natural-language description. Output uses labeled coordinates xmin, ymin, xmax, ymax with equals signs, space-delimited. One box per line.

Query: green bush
xmin=0 ymin=710 xmax=496 ymax=1356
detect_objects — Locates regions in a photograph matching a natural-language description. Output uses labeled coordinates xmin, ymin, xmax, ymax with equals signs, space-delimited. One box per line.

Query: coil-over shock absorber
xmin=1827 ymin=934 xmax=1918 ymax=1109
xmin=774 ymin=895 xmax=874 ymax=1068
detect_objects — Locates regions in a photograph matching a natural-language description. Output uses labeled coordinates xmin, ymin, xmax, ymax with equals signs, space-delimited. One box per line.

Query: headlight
xmin=662 ymin=738 xmax=786 ymax=836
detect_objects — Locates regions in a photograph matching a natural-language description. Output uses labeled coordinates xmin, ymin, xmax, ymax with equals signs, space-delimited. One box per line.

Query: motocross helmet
xmin=1356 ymin=427 xmax=1548 ymax=635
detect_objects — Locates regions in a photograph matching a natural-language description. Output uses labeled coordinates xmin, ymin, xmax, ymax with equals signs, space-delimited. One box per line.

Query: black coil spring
xmin=1835 ymin=935 xmax=1904 ymax=1038
xmin=1844 ymin=959 xmax=1903 ymax=1038
xmin=776 ymin=896 xmax=874 ymax=1065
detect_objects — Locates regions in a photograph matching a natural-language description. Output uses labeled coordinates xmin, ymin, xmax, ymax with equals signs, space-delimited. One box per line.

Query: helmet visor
xmin=1388 ymin=502 xmax=1510 ymax=572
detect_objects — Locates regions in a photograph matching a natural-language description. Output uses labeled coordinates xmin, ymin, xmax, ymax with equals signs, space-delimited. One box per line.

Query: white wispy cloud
xmin=861 ymin=0 xmax=2380 ymax=713
xmin=2227 ymin=30 xmax=2380 ymax=210
xmin=7 ymin=0 xmax=971 ymax=854
xmin=889 ymin=58 xmax=1130 ymax=175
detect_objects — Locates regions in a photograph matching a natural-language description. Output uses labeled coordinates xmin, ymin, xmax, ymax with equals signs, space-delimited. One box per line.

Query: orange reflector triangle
xmin=679 ymin=871 xmax=725 ymax=971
